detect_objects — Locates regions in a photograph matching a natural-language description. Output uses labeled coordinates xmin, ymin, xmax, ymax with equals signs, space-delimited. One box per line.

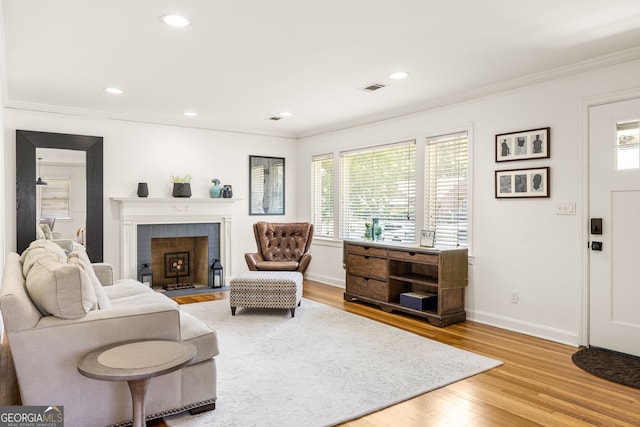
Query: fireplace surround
xmin=113 ymin=198 xmax=236 ymax=284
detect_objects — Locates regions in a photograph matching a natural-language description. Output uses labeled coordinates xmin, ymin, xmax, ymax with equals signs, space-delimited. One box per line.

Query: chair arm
xmin=92 ymin=263 xmax=114 ymax=286
xmin=297 ymin=253 xmax=312 ymax=275
xmin=244 ymin=252 xmax=264 ymax=271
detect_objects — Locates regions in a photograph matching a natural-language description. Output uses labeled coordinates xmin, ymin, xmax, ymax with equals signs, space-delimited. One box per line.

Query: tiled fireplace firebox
xmin=113 ymin=198 xmax=236 ymax=285
xmin=138 ymin=224 xmax=219 ymax=288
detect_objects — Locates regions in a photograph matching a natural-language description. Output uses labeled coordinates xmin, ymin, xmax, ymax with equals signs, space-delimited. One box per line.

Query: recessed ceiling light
xmin=104 ymin=87 xmax=123 ymax=94
xmin=184 ymin=111 xmax=197 ymax=117
xmin=162 ymin=14 xmax=191 ymax=27
xmin=389 ymin=71 xmax=409 ymax=80
xmin=278 ymin=112 xmax=292 ymax=117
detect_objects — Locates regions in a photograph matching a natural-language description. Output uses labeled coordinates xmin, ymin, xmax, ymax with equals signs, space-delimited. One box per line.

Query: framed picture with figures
xmin=495 ymin=127 xmax=550 ymax=162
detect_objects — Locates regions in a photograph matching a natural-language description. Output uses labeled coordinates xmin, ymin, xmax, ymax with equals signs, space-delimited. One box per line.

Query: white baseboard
xmin=305 ymin=273 xmax=344 ymax=288
xmin=466 ymin=309 xmax=579 ymax=347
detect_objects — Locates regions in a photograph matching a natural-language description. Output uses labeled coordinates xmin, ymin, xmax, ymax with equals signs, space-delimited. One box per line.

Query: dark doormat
xmin=572 ymin=347 xmax=640 ymax=389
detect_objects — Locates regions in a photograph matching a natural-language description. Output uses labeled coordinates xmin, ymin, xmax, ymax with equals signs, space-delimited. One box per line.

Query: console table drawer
xmin=388 ymin=250 xmax=439 ymax=265
xmin=346 ymin=274 xmax=391 ymax=302
xmin=346 ymin=253 xmax=388 ymax=280
xmin=346 ymin=244 xmax=387 ymax=258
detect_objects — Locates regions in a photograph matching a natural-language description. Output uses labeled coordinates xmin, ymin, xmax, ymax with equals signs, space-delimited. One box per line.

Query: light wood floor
xmin=157 ymin=280 xmax=640 ymax=427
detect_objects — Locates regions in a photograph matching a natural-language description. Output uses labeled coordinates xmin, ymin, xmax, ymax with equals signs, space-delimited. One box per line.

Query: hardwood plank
xmin=152 ymin=279 xmax=640 ymax=426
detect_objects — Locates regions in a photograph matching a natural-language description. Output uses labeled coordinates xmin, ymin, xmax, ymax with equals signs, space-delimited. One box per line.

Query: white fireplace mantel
xmin=112 ymin=198 xmax=238 ymax=282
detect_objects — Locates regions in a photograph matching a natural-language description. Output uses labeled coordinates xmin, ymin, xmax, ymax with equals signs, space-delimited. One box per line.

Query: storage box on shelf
xmin=343 ymin=240 xmax=468 ymax=327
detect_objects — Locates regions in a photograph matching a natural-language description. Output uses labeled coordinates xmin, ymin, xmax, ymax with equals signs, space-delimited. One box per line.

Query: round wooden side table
xmin=77 ymin=339 xmax=196 ymax=427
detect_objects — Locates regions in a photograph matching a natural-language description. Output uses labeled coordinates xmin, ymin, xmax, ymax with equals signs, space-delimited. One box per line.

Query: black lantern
xmin=139 ymin=263 xmax=152 ymax=287
xmin=210 ymin=259 xmax=223 ymax=288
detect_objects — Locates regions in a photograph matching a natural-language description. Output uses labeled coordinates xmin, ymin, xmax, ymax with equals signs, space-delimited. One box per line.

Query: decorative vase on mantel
xmin=209 ymin=178 xmax=222 ymax=198
xmin=137 ymin=182 xmax=149 ymax=198
xmin=172 ymin=183 xmax=192 ymax=198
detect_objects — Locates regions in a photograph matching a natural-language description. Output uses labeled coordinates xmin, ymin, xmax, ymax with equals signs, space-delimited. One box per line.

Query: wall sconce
xmin=139 ymin=263 xmax=152 ymax=287
xmin=210 ymin=259 xmax=223 ymax=288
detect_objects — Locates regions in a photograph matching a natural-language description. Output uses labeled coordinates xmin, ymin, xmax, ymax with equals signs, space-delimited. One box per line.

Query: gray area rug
xmin=166 ymin=299 xmax=502 ymax=427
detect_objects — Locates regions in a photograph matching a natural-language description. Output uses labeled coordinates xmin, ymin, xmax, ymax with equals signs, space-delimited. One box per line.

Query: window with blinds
xmin=340 ymin=141 xmax=416 ymax=243
xmin=40 ymin=178 xmax=71 ymax=218
xmin=424 ymin=131 xmax=468 ymax=247
xmin=311 ymin=154 xmax=335 ymax=237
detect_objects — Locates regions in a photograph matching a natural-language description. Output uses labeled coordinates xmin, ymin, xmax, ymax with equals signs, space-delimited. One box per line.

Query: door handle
xmin=591 ymin=241 xmax=603 ymax=251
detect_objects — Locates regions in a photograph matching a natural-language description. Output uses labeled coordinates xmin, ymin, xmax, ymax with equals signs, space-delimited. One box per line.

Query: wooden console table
xmin=343 ymin=240 xmax=468 ymax=327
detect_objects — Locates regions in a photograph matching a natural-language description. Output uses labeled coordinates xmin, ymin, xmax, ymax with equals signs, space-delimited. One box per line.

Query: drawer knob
xmin=409 ymin=252 xmax=416 ymax=256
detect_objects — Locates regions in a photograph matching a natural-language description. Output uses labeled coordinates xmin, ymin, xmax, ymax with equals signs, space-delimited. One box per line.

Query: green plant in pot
xmin=171 ymin=174 xmax=192 ymax=198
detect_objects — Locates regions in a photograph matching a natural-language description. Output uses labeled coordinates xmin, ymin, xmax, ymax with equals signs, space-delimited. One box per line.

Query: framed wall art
xmin=249 ymin=155 xmax=285 ymax=215
xmin=420 ymin=230 xmax=435 ymax=247
xmin=495 ymin=127 xmax=550 ymax=162
xmin=495 ymin=167 xmax=550 ymax=198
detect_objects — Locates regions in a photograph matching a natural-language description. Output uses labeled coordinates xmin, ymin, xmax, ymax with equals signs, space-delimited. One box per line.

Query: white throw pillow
xmin=21 ymin=240 xmax=69 ymax=277
xmin=35 ymin=224 xmax=46 ymax=240
xmin=26 ymin=257 xmax=98 ymax=319
xmin=68 ymin=251 xmax=112 ymax=310
xmin=38 ymin=223 xmax=53 ymax=240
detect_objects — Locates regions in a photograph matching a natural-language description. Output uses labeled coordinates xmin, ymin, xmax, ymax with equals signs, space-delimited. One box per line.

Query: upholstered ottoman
xmin=230 ymin=271 xmax=303 ymax=317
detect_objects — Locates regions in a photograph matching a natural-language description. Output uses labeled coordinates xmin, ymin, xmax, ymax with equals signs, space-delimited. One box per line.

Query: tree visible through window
xmin=340 ymin=141 xmax=416 ymax=243
xmin=424 ymin=131 xmax=468 ymax=247
xmin=311 ymin=154 xmax=334 ymax=237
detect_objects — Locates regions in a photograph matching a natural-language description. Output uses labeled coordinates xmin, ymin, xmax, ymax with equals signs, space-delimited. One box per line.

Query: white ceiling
xmin=2 ymin=0 xmax=640 ymax=138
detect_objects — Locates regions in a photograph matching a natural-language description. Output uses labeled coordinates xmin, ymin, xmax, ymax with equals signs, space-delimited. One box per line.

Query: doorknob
xmin=591 ymin=241 xmax=603 ymax=251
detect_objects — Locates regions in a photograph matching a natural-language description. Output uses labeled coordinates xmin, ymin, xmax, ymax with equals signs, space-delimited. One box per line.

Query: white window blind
xmin=40 ymin=178 xmax=71 ymax=218
xmin=340 ymin=141 xmax=416 ymax=242
xmin=424 ymin=131 xmax=468 ymax=247
xmin=311 ymin=154 xmax=334 ymax=237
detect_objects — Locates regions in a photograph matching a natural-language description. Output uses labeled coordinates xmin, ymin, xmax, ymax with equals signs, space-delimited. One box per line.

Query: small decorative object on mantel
xmin=137 ymin=182 xmax=149 ymax=198
xmin=171 ymin=174 xmax=192 ymax=198
xmin=222 ymin=185 xmax=233 ymax=198
xmin=209 ymin=178 xmax=222 ymax=198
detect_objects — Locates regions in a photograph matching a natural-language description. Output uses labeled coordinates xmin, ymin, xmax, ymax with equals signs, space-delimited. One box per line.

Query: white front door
xmin=589 ymin=97 xmax=640 ymax=356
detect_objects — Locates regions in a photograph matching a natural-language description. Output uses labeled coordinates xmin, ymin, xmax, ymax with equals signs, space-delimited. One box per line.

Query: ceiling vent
xmin=361 ymin=83 xmax=386 ymax=92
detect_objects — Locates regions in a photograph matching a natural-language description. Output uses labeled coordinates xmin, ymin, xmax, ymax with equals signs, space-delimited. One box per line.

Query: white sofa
xmin=0 ymin=240 xmax=219 ymax=427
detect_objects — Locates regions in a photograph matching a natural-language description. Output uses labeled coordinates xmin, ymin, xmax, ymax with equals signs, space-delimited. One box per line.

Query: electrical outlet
xmin=510 ymin=291 xmax=519 ymax=304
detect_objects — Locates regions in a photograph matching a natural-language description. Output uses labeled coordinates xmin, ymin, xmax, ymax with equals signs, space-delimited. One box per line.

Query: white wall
xmin=298 ymin=59 xmax=640 ymax=346
xmin=3 ymin=111 xmax=299 ymax=279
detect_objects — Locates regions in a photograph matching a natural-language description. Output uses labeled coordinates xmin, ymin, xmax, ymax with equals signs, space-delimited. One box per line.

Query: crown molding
xmin=297 ymin=46 xmax=640 ymax=139
xmin=2 ymin=101 xmax=299 ymax=140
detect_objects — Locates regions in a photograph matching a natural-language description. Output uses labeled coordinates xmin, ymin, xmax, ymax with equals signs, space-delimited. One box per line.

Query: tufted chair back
xmin=245 ymin=222 xmax=314 ymax=274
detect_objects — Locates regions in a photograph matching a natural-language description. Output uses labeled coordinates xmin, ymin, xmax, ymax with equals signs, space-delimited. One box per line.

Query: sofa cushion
xmin=179 ymin=311 xmax=219 ymax=363
xmin=104 ymin=280 xmax=178 ymax=308
xmin=102 ymin=279 xmax=155 ymax=300
xmin=68 ymin=249 xmax=112 ymax=309
xmin=26 ymin=257 xmax=98 ymax=319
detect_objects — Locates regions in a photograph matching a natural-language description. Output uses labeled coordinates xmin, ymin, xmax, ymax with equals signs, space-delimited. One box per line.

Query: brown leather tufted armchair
xmin=244 ymin=222 xmax=314 ymax=275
